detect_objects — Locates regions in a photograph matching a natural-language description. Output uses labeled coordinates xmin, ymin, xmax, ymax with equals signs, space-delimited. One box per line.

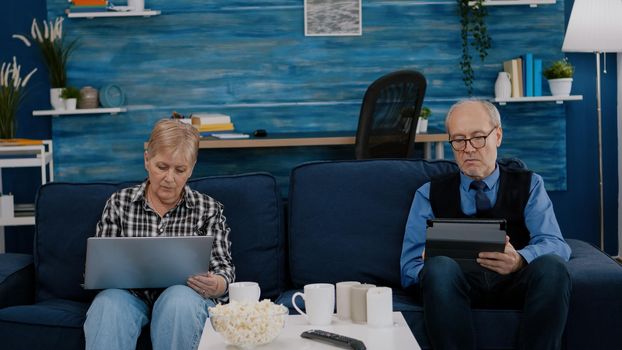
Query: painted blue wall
xmin=1 ymin=0 xmax=618 ymax=254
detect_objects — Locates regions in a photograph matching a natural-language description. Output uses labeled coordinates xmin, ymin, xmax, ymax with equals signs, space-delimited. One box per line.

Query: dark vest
xmin=429 ymin=166 xmax=532 ymax=250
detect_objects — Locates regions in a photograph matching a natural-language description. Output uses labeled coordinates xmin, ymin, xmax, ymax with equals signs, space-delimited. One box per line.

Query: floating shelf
xmin=493 ymin=95 xmax=583 ymax=105
xmin=0 ymin=215 xmax=35 ymax=226
xmin=67 ymin=9 xmax=160 ymax=19
xmin=471 ymin=0 xmax=555 ymax=7
xmin=33 ymin=107 xmax=126 ymax=117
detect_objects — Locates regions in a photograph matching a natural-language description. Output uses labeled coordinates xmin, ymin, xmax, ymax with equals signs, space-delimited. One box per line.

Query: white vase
xmin=416 ymin=118 xmax=428 ymax=134
xmin=50 ymin=88 xmax=64 ymax=110
xmin=494 ymin=72 xmax=512 ymax=99
xmin=547 ymin=78 xmax=573 ymax=96
xmin=64 ymin=98 xmax=77 ymax=110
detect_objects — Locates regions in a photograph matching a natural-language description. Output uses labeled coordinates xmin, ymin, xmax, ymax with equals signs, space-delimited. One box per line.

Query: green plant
xmin=13 ymin=18 xmax=77 ymax=88
xmin=0 ymin=57 xmax=37 ymax=139
xmin=543 ymin=58 xmax=574 ymax=79
xmin=60 ymin=86 xmax=80 ymax=99
xmin=419 ymin=106 xmax=431 ymax=120
xmin=458 ymin=0 xmax=492 ymax=95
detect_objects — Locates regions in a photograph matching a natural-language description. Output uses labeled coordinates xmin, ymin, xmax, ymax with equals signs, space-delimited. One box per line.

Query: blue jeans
xmin=419 ymin=254 xmax=571 ymax=350
xmin=84 ymin=285 xmax=216 ymax=350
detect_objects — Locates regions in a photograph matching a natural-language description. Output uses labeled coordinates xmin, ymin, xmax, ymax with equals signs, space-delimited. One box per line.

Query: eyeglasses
xmin=448 ymin=127 xmax=497 ymax=151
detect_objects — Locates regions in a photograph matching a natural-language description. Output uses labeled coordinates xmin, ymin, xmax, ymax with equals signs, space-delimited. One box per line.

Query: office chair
xmin=355 ymin=70 xmax=427 ymax=159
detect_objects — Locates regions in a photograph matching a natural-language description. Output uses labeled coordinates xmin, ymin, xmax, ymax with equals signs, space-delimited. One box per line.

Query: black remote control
xmin=301 ymin=329 xmax=367 ymax=350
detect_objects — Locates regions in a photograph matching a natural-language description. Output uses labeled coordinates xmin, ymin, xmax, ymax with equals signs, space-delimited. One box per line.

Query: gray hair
xmin=146 ymin=119 xmax=200 ymax=165
xmin=445 ymin=99 xmax=502 ymax=131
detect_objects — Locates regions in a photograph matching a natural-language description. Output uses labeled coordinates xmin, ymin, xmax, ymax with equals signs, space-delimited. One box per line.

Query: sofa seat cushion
xmin=0 ymin=299 xmax=89 ymax=328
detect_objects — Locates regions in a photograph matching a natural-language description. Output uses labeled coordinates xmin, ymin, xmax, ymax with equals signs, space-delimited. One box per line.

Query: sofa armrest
xmin=0 ymin=253 xmax=35 ymax=308
xmin=564 ymin=239 xmax=622 ymax=350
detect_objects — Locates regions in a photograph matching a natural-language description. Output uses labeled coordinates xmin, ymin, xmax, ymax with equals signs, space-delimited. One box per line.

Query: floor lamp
xmin=561 ymin=0 xmax=622 ymax=251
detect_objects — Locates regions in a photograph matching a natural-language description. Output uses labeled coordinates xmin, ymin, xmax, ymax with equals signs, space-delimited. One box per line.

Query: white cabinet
xmin=0 ymin=140 xmax=54 ymax=253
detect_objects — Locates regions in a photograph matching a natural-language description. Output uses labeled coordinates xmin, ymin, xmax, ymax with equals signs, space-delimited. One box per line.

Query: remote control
xmin=300 ymin=329 xmax=367 ymax=350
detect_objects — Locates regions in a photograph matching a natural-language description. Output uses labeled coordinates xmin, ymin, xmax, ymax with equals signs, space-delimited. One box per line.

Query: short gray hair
xmin=445 ymin=99 xmax=502 ymax=131
xmin=146 ymin=119 xmax=200 ymax=165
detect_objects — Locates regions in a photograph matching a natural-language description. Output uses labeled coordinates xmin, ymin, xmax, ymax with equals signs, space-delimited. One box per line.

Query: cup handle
xmin=254 ymin=285 xmax=261 ymax=300
xmin=291 ymin=292 xmax=307 ymax=318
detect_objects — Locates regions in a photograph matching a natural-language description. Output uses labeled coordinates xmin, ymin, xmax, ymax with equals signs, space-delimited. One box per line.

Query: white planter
xmin=416 ymin=118 xmax=428 ymax=134
xmin=50 ymin=88 xmax=64 ymax=110
xmin=547 ymin=78 xmax=573 ymax=96
xmin=0 ymin=194 xmax=14 ymax=219
xmin=494 ymin=72 xmax=512 ymax=99
xmin=64 ymin=98 xmax=77 ymax=110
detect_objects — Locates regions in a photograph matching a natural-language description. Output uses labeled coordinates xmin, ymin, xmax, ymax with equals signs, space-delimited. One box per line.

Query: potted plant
xmin=0 ymin=57 xmax=37 ymax=139
xmin=543 ymin=58 xmax=574 ymax=96
xmin=416 ymin=106 xmax=431 ymax=134
xmin=13 ymin=17 xmax=78 ymax=109
xmin=60 ymin=86 xmax=80 ymax=110
xmin=458 ymin=0 xmax=491 ymax=95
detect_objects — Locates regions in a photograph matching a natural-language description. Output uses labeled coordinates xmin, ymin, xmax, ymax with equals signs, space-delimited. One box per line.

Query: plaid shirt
xmin=96 ymin=181 xmax=235 ymax=304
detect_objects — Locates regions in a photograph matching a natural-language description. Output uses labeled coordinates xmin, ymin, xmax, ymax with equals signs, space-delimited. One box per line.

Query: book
xmin=534 ymin=58 xmax=543 ymax=96
xmin=0 ymin=138 xmax=43 ymax=146
xmin=210 ymin=132 xmax=250 ymax=140
xmin=191 ymin=114 xmax=231 ymax=126
xmin=197 ymin=123 xmax=235 ymax=132
xmin=72 ymin=0 xmax=107 ymax=5
xmin=503 ymin=59 xmax=521 ymax=98
xmin=524 ymin=53 xmax=534 ymax=97
xmin=515 ymin=57 xmax=524 ymax=98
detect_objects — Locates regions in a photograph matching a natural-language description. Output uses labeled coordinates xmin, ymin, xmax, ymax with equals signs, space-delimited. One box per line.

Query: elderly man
xmin=400 ymin=99 xmax=571 ymax=350
xmin=84 ymin=119 xmax=235 ymax=350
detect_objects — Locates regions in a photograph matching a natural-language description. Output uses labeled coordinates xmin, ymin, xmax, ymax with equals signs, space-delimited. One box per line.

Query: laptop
xmin=84 ymin=235 xmax=214 ymax=289
xmin=425 ymin=218 xmax=506 ymax=268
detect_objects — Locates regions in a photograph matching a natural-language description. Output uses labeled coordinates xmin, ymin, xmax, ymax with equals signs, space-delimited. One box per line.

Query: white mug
xmin=127 ymin=0 xmax=145 ymax=11
xmin=229 ymin=282 xmax=261 ymax=302
xmin=336 ymin=281 xmax=360 ymax=320
xmin=291 ymin=283 xmax=335 ymax=325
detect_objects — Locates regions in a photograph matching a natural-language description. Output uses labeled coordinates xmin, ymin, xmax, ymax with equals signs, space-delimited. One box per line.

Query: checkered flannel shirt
xmin=96 ymin=181 xmax=235 ymax=305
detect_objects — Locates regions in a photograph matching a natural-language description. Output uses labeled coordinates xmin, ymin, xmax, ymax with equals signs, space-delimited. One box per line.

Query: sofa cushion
xmin=288 ymin=159 xmax=458 ymax=288
xmin=0 ymin=253 xmax=34 ymax=308
xmin=34 ymin=173 xmax=284 ymax=303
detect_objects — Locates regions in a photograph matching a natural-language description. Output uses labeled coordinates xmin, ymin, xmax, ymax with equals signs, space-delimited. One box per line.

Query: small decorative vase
xmin=547 ymin=78 xmax=573 ymax=96
xmin=50 ymin=88 xmax=64 ymax=110
xmin=494 ymin=72 xmax=512 ymax=99
xmin=416 ymin=118 xmax=428 ymax=134
xmin=64 ymin=98 xmax=77 ymax=110
xmin=78 ymin=86 xmax=99 ymax=109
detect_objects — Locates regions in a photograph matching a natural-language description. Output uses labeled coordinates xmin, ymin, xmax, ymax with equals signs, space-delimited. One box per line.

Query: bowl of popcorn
xmin=209 ymin=300 xmax=288 ymax=348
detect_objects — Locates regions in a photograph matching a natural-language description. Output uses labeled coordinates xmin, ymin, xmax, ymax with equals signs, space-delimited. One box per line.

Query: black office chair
xmin=354 ymin=70 xmax=427 ymax=159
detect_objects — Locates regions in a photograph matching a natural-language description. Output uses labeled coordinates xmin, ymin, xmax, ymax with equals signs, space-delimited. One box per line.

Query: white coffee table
xmin=198 ymin=311 xmax=420 ymax=349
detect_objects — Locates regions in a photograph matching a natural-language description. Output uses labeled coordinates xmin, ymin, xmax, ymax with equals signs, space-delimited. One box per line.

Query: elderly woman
xmin=83 ymin=119 xmax=235 ymax=350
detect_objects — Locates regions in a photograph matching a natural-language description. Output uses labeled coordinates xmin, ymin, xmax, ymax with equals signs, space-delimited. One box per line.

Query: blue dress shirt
xmin=400 ymin=165 xmax=571 ymax=288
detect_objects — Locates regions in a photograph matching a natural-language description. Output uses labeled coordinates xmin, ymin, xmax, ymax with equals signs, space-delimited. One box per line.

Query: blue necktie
xmin=470 ymin=180 xmax=492 ymax=213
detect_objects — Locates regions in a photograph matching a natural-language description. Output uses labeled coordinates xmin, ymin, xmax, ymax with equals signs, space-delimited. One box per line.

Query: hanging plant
xmin=458 ymin=0 xmax=492 ymax=95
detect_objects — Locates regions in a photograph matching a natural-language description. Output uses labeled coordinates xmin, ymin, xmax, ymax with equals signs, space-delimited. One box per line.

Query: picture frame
xmin=304 ymin=0 xmax=362 ymax=36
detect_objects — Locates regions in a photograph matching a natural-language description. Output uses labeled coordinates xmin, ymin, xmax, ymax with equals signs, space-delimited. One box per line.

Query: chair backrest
xmin=355 ymin=70 xmax=427 ymax=159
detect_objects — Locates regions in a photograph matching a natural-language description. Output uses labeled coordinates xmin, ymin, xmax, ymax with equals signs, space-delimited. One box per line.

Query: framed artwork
xmin=304 ymin=0 xmax=362 ymax=36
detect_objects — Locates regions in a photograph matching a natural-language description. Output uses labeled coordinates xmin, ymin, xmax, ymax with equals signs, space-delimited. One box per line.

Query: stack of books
xmin=191 ymin=113 xmax=235 ymax=132
xmin=69 ymin=0 xmax=109 ymax=13
xmin=502 ymin=53 xmax=543 ymax=98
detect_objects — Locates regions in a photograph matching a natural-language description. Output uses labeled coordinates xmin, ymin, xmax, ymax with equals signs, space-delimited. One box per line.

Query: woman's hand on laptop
xmin=476 ymin=235 xmax=526 ymax=275
xmin=187 ymin=272 xmax=226 ymax=298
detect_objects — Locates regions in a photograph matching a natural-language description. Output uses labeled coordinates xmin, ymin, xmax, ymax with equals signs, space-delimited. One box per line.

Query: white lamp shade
xmin=562 ymin=0 xmax=622 ymax=53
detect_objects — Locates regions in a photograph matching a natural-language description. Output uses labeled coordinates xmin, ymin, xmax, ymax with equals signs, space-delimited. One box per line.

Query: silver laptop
xmin=84 ymin=236 xmax=214 ymax=289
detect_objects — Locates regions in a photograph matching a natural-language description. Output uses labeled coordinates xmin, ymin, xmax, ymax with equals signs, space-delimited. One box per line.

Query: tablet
xmin=425 ymin=218 xmax=506 ymax=266
xmin=84 ymin=235 xmax=214 ymax=289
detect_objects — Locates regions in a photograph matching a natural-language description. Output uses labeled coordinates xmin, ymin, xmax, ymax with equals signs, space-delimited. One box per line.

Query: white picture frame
xmin=304 ymin=0 xmax=362 ymax=37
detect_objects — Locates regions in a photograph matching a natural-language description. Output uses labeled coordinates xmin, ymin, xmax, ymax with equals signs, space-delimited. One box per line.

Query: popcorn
xmin=209 ymin=300 xmax=288 ymax=347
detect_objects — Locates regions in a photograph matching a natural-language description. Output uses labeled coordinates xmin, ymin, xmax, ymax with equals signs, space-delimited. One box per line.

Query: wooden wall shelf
xmin=33 ymin=107 xmax=126 ymax=117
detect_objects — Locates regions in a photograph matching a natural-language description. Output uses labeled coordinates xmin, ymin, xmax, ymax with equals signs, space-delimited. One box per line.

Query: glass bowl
xmin=209 ymin=300 xmax=288 ymax=348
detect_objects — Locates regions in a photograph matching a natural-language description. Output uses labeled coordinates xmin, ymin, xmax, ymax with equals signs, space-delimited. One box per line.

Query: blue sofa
xmin=1 ymin=159 xmax=621 ymax=349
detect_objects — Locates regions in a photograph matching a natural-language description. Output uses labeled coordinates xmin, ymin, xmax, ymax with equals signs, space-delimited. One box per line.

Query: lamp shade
xmin=562 ymin=0 xmax=622 ymax=53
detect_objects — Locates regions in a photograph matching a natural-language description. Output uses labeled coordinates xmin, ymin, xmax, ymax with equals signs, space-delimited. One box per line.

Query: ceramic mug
xmin=229 ymin=281 xmax=261 ymax=302
xmin=292 ymin=283 xmax=335 ymax=325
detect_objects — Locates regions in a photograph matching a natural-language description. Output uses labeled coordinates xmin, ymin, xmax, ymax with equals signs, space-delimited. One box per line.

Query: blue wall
xmin=1 ymin=0 xmax=618 ymax=254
